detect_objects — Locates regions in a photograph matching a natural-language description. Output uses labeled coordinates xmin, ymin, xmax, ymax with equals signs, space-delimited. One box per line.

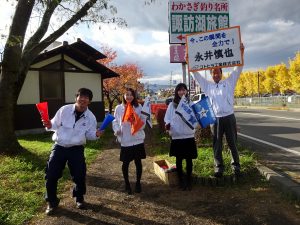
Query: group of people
xmin=42 ymin=87 xmax=148 ymax=215
xmin=42 ymin=44 xmax=244 ymax=215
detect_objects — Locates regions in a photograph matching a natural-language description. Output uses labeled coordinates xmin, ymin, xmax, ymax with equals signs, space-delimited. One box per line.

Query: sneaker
xmin=45 ymin=199 xmax=60 ymax=215
xmin=76 ymin=201 xmax=85 ymax=209
xmin=45 ymin=204 xmax=55 ymax=215
xmin=214 ymin=172 xmax=223 ymax=178
xmin=135 ymin=182 xmax=142 ymax=193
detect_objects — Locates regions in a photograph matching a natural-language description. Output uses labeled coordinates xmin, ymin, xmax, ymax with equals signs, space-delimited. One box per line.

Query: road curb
xmin=256 ymin=163 xmax=300 ymax=201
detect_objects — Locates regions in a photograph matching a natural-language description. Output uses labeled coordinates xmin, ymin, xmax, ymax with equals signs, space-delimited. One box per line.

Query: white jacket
xmin=193 ymin=66 xmax=243 ymax=117
xmin=164 ymin=102 xmax=195 ymax=140
xmin=112 ymin=103 xmax=146 ymax=147
xmin=47 ymin=104 xmax=98 ymax=147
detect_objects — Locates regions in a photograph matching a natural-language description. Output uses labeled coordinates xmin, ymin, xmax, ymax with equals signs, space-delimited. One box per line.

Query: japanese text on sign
xmin=170 ymin=45 xmax=186 ymax=63
xmin=169 ymin=0 xmax=229 ymax=44
xmin=186 ymin=26 xmax=243 ymax=72
xmin=171 ymin=1 xmax=228 ymax=12
xmin=171 ymin=13 xmax=229 ymax=33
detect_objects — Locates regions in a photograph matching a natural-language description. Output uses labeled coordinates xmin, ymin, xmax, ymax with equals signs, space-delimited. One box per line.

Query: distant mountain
xmin=144 ymin=83 xmax=174 ymax=92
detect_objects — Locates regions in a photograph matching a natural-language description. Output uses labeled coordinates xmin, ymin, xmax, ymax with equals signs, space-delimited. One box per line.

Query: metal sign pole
xmin=182 ymin=63 xmax=186 ymax=84
xmin=188 ymin=70 xmax=191 ymax=96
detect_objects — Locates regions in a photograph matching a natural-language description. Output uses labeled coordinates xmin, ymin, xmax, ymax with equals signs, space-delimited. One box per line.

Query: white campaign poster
xmin=186 ymin=26 xmax=243 ymax=72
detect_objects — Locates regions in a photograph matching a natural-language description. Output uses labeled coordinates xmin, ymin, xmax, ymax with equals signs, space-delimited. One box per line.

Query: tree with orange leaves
xmin=99 ymin=45 xmax=144 ymax=113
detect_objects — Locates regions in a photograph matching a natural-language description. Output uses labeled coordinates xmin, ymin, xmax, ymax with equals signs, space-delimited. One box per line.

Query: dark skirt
xmin=120 ymin=143 xmax=146 ymax=162
xmin=170 ymin=138 xmax=198 ymax=159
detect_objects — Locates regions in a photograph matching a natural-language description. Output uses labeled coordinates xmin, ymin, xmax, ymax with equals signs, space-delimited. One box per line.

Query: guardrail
xmin=235 ymin=95 xmax=300 ymax=108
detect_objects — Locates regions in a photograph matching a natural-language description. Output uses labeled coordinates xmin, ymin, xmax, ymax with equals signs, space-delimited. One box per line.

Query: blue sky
xmin=1 ymin=0 xmax=300 ymax=85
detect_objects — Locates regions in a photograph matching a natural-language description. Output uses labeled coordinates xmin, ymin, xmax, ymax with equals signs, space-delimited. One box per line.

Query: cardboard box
xmin=153 ymin=160 xmax=178 ymax=186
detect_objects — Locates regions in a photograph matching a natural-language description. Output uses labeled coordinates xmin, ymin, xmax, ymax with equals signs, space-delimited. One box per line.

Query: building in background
xmin=16 ymin=39 xmax=119 ymax=132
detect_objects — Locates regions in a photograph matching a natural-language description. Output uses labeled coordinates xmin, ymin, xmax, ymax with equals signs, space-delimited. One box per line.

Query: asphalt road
xmin=235 ymin=107 xmax=300 ymax=184
xmin=235 ymin=108 xmax=300 ymax=153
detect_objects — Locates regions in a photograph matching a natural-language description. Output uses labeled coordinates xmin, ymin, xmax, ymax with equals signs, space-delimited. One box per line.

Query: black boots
xmin=125 ymin=181 xmax=142 ymax=194
xmin=135 ymin=181 xmax=142 ymax=193
xmin=178 ymin=176 xmax=186 ymax=190
xmin=186 ymin=175 xmax=192 ymax=191
xmin=125 ymin=182 xmax=132 ymax=195
xmin=178 ymin=175 xmax=192 ymax=191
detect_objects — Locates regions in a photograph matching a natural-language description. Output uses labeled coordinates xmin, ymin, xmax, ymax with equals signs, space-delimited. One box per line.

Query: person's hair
xmin=76 ymin=88 xmax=93 ymax=101
xmin=173 ymin=83 xmax=188 ymax=105
xmin=122 ymin=88 xmax=139 ymax=107
xmin=211 ymin=68 xmax=223 ymax=74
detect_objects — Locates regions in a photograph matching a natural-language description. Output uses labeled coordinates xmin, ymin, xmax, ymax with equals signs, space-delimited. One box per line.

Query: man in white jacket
xmin=192 ymin=43 xmax=245 ymax=178
xmin=42 ymin=88 xmax=103 ymax=215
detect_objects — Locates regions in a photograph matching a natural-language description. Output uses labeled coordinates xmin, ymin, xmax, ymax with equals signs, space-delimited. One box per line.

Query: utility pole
xmin=257 ymin=71 xmax=260 ymax=97
xmin=188 ymin=70 xmax=191 ymax=96
xmin=170 ymin=71 xmax=173 ymax=89
xmin=182 ymin=63 xmax=186 ymax=84
xmin=147 ymin=82 xmax=149 ymax=96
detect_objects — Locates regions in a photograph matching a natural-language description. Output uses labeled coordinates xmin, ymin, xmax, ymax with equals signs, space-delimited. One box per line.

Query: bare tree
xmin=0 ymin=0 xmax=126 ymax=154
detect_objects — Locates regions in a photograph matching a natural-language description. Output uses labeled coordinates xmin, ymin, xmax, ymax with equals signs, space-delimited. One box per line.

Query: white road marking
xmin=238 ymin=132 xmax=300 ymax=156
xmin=238 ymin=112 xmax=300 ymax=121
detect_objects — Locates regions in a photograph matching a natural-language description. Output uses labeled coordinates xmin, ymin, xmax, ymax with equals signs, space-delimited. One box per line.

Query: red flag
xmin=122 ymin=103 xmax=144 ymax=135
xmin=36 ymin=102 xmax=49 ymax=122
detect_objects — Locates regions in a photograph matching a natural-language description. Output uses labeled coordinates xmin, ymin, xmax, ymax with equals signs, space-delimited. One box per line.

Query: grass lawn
xmin=0 ymin=130 xmax=113 ymax=225
xmin=1 ymin=123 xmax=257 ymax=225
xmin=147 ymin=124 xmax=256 ymax=177
xmin=156 ymin=147 xmax=256 ymax=177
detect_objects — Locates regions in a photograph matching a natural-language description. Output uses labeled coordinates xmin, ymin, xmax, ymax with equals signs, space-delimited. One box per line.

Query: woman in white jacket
xmin=164 ymin=83 xmax=198 ymax=190
xmin=112 ymin=88 xmax=146 ymax=194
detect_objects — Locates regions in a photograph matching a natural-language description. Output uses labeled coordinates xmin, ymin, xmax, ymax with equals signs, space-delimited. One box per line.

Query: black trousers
xmin=45 ymin=144 xmax=86 ymax=204
xmin=211 ymin=114 xmax=240 ymax=173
